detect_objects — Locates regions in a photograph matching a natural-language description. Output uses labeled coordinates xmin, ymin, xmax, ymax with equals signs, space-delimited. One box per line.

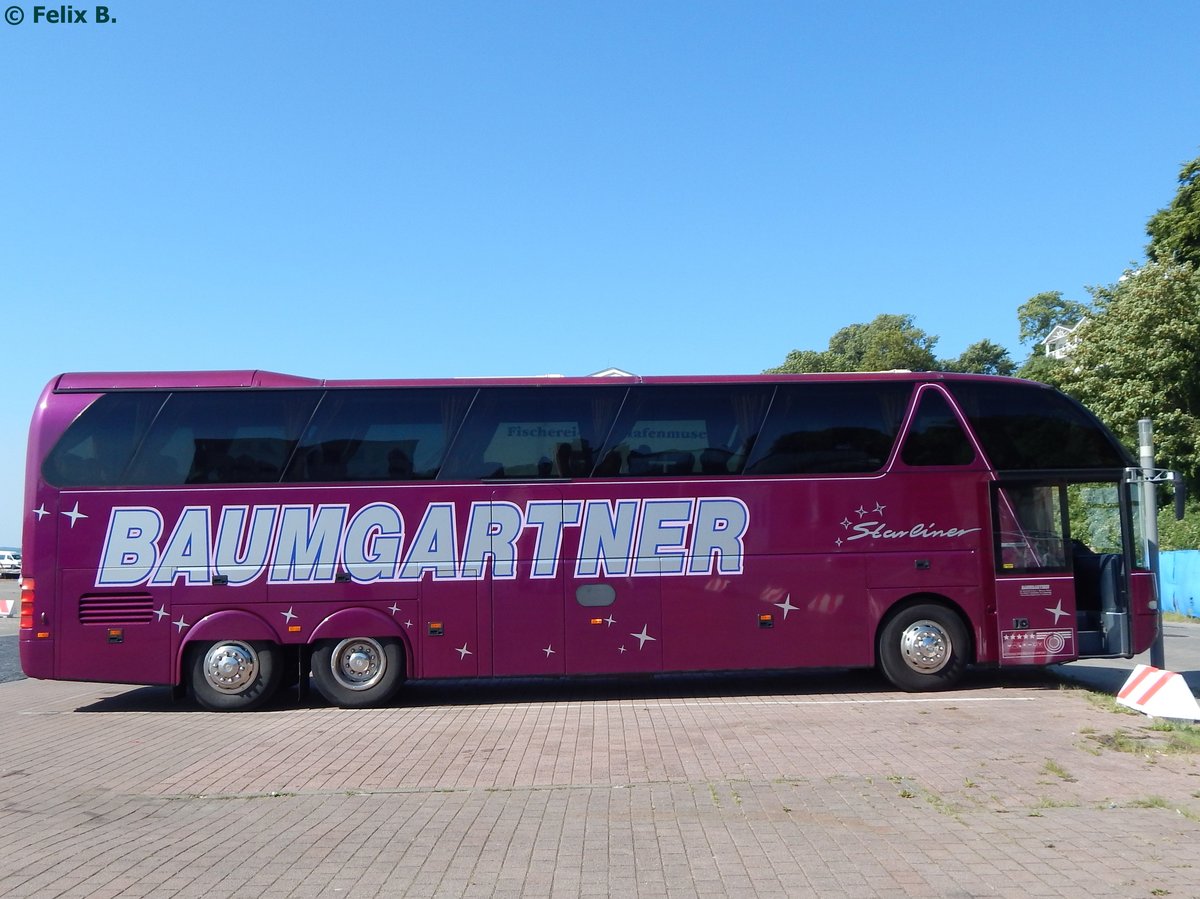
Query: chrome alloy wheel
xmin=329 ymin=637 xmax=388 ymax=691
xmin=898 ymin=619 xmax=952 ymax=674
xmin=202 ymin=641 xmax=261 ymax=694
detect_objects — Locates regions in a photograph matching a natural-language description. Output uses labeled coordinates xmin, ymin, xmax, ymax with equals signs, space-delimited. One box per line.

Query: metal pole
xmin=1139 ymin=419 xmax=1165 ymax=668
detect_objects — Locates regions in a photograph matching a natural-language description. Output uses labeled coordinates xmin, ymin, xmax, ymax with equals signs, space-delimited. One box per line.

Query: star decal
xmin=388 ymin=603 xmax=401 ymax=615
xmin=1045 ymin=600 xmax=1068 ymax=625
xmin=173 ymin=616 xmax=190 ymax=632
xmin=404 ymin=619 xmax=413 ymax=629
xmin=873 ymin=502 xmax=886 ymax=514
xmin=773 ymin=594 xmax=798 ymax=619
xmin=835 ymin=538 xmax=843 ymax=547
xmin=840 ymin=517 xmax=852 ymax=530
xmin=543 ymin=645 xmax=556 ymax=658
xmin=630 ymin=624 xmax=657 ymax=650
xmin=456 ymin=643 xmax=472 ymax=659
xmin=154 ymin=606 xmax=169 ymax=622
xmin=62 ymin=502 xmax=88 ymax=528
xmin=604 ymin=615 xmax=616 ymax=627
xmin=618 ymin=645 xmax=627 ymax=654
xmin=855 ymin=505 xmax=868 ymax=518
xmin=33 ymin=504 xmax=49 ymax=522
xmin=281 ymin=607 xmax=298 ymax=624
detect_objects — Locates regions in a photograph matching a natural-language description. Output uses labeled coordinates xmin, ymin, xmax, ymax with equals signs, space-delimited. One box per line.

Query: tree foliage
xmin=768 ymin=314 xmax=939 ymax=373
xmin=1060 ymin=260 xmax=1200 ymax=490
xmin=940 ymin=339 xmax=1016 ymax=376
xmin=1146 ymin=154 xmax=1200 ymax=268
xmin=1016 ymin=290 xmax=1089 ymax=346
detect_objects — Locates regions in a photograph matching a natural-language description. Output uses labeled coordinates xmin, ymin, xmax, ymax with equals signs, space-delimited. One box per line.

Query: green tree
xmin=1013 ymin=290 xmax=1088 ymax=384
xmin=1015 ymin=351 xmax=1065 ymax=387
xmin=1060 ymin=260 xmax=1200 ymax=491
xmin=940 ymin=339 xmax=1016 ymax=376
xmin=1017 ymin=290 xmax=1089 ymax=346
xmin=1146 ymin=154 xmax=1200 ymax=268
xmin=768 ymin=314 xmax=939 ymax=373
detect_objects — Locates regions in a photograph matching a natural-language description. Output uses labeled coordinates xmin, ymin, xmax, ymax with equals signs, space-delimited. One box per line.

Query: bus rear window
xmin=43 ymin=393 xmax=168 ymax=487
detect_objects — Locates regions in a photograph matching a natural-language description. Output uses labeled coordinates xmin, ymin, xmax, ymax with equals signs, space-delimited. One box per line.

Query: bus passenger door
xmin=992 ymin=482 xmax=1079 ymax=666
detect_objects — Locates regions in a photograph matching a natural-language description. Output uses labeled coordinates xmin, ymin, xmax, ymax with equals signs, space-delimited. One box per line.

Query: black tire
xmin=188 ymin=640 xmax=283 ymax=711
xmin=877 ymin=603 xmax=969 ymax=692
xmin=311 ymin=637 xmax=405 ymax=708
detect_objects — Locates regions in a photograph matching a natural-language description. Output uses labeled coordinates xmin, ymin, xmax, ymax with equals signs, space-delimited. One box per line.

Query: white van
xmin=0 ymin=550 xmax=20 ymax=578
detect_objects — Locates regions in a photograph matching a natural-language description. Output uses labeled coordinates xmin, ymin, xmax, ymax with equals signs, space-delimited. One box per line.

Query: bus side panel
xmin=55 ymin=567 xmax=173 ymax=685
xmin=660 ymin=553 xmax=872 ymax=671
xmin=418 ymin=580 xmax=480 ymax=678
xmin=564 ymin=575 xmax=662 ymax=674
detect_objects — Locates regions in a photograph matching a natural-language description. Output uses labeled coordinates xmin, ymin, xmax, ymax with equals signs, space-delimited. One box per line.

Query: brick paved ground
xmin=1 ymin=668 xmax=1198 ymax=898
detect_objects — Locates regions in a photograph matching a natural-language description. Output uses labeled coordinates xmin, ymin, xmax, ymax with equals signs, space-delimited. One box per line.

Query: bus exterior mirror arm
xmin=1174 ymin=471 xmax=1187 ymax=521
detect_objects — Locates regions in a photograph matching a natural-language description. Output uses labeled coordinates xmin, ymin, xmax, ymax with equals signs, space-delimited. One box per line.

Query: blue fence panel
xmin=1159 ymin=550 xmax=1200 ymax=619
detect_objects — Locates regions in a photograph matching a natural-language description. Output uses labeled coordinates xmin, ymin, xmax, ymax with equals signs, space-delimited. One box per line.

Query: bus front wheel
xmin=311 ymin=637 xmax=404 ymax=708
xmin=188 ymin=640 xmax=283 ymax=711
xmin=877 ymin=603 xmax=968 ymax=692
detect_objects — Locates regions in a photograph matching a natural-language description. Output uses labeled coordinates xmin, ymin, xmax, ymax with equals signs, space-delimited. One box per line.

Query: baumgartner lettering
xmin=96 ymin=497 xmax=750 ymax=588
xmin=846 ymin=520 xmax=980 ymax=541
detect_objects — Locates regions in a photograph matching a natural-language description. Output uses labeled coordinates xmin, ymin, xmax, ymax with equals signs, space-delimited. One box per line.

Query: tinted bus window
xmin=124 ymin=391 xmax=322 ymax=484
xmin=43 ymin=392 xmax=168 ymax=487
xmin=900 ymin=388 xmax=976 ymax=466
xmin=745 ymin=382 xmax=910 ymax=474
xmin=947 ymin=382 xmax=1130 ymax=470
xmin=594 ymin=385 xmax=773 ymax=477
xmin=285 ymin=388 xmax=472 ymax=482
xmin=439 ymin=387 xmax=624 ymax=480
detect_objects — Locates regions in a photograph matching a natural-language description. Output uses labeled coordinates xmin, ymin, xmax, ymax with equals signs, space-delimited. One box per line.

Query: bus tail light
xmin=19 ymin=578 xmax=34 ymax=630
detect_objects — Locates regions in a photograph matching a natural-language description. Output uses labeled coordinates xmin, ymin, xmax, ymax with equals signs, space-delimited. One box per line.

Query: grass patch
xmin=1033 ymin=797 xmax=1079 ymax=809
xmin=1042 ymin=759 xmax=1077 ymax=782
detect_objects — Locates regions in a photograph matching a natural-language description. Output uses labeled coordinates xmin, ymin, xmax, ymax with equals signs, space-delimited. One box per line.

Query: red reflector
xmin=19 ymin=578 xmax=34 ymax=630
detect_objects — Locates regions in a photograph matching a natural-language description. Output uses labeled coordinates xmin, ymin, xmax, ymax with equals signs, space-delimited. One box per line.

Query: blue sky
xmin=2 ymin=1 xmax=1198 ymax=545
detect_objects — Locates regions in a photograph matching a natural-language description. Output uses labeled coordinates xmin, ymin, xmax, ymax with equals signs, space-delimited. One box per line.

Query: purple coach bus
xmin=20 ymin=371 xmax=1158 ymax=710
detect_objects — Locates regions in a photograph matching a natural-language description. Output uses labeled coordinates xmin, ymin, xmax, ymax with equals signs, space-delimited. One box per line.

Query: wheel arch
xmin=875 ymin=592 xmax=977 ymax=667
xmin=177 ymin=609 xmax=279 ymax=683
xmin=310 ymin=607 xmax=413 ymax=678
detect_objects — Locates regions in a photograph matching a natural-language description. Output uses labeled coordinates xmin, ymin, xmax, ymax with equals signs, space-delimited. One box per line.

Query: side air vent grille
xmin=78 ymin=594 xmax=155 ymax=625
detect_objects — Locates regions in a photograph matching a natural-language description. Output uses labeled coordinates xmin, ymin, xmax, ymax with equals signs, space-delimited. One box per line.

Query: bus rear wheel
xmin=189 ymin=640 xmax=283 ymax=711
xmin=877 ymin=603 xmax=968 ymax=692
xmin=311 ymin=637 xmax=404 ymax=708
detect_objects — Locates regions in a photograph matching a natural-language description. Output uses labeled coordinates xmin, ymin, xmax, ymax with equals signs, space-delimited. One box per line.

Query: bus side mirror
xmin=1174 ymin=472 xmax=1187 ymax=521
